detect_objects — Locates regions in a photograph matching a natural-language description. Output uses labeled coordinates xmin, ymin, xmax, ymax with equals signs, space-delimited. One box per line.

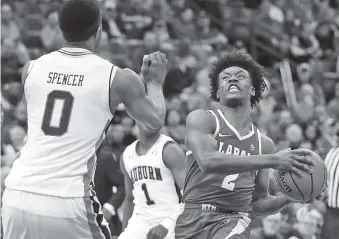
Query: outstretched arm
xmin=186 ymin=110 xmax=313 ymax=176
xmin=111 ymin=68 xmax=163 ymax=133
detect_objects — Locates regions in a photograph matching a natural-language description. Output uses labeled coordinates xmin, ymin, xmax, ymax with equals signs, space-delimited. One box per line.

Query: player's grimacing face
xmin=217 ymin=66 xmax=254 ymax=105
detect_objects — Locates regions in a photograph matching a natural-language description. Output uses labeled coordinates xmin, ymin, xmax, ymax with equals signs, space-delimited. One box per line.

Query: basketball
xmin=274 ymin=149 xmax=327 ymax=202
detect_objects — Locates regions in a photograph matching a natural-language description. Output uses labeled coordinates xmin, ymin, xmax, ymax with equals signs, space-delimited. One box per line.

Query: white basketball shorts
xmin=1 ymin=189 xmax=111 ymax=239
xmin=118 ymin=213 xmax=174 ymax=239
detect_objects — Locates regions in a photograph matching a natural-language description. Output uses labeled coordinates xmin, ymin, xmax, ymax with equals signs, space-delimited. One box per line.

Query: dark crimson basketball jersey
xmin=182 ymin=109 xmax=262 ymax=213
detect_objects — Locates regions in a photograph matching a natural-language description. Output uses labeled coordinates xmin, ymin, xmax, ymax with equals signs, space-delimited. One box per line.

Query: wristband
xmin=160 ymin=217 xmax=174 ymax=231
xmin=103 ymin=203 xmax=116 ymax=216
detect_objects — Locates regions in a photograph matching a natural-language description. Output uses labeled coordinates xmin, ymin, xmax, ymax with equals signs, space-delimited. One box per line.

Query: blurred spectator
xmin=1 ymin=38 xmax=31 ymax=83
xmin=326 ymin=82 xmax=339 ymax=120
xmin=250 ymin=212 xmax=284 ymax=239
xmin=120 ymin=116 xmax=137 ymax=145
xmin=143 ymin=19 xmax=171 ymax=44
xmin=289 ymin=24 xmax=320 ymax=63
xmin=295 ymin=206 xmax=323 ymax=239
xmin=1 ymin=4 xmax=20 ymax=41
xmin=168 ymin=8 xmax=197 ymax=40
xmin=195 ymin=11 xmax=227 ymax=45
xmin=101 ymin=0 xmax=124 ymax=39
xmin=94 ymin=149 xmax=124 ymax=236
xmin=118 ymin=0 xmax=153 ymax=39
xmin=163 ymin=109 xmax=185 ymax=144
xmin=40 ymin=10 xmax=64 ymax=52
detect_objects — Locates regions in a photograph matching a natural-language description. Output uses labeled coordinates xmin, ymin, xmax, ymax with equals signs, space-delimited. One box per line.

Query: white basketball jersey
xmin=123 ymin=134 xmax=180 ymax=219
xmin=5 ymin=48 xmax=116 ymax=197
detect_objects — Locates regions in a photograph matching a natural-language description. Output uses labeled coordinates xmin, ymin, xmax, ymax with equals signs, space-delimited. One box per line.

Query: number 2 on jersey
xmin=141 ymin=183 xmax=155 ymax=205
xmin=221 ymin=174 xmax=239 ymax=191
xmin=41 ymin=90 xmax=74 ymax=136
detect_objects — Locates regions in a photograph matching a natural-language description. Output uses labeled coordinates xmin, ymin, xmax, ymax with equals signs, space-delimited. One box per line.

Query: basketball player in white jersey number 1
xmin=118 ymin=123 xmax=186 ymax=239
xmin=2 ymin=1 xmax=168 ymax=239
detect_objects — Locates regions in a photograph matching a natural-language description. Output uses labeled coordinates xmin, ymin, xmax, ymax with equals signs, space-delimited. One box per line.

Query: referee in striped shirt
xmin=322 ymin=129 xmax=339 ymax=239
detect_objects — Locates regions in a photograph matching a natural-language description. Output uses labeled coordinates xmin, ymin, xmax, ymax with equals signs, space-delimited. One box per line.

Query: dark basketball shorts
xmin=175 ymin=204 xmax=251 ymax=239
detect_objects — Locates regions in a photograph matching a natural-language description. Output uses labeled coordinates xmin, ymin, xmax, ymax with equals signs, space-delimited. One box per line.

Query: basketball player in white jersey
xmin=118 ymin=123 xmax=186 ymax=239
xmin=1 ymin=1 xmax=168 ymax=239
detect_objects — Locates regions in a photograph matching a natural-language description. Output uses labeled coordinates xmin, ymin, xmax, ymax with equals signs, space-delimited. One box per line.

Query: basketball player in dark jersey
xmin=175 ymin=52 xmax=315 ymax=239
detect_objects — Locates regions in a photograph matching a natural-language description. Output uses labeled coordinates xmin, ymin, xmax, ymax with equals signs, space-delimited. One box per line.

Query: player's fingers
xmin=292 ymin=160 xmax=313 ymax=174
xmin=160 ymin=53 xmax=167 ymax=63
xmin=289 ymin=166 xmax=304 ymax=178
xmin=152 ymin=52 xmax=159 ymax=63
xmin=291 ymin=149 xmax=312 ymax=156
xmin=143 ymin=55 xmax=150 ymax=64
xmin=292 ymin=154 xmax=314 ymax=166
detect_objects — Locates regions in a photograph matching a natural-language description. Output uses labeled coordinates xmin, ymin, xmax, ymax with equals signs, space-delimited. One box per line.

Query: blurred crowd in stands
xmin=1 ymin=0 xmax=339 ymax=238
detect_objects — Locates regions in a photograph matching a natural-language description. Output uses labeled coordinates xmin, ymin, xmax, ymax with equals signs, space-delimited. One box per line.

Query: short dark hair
xmin=58 ymin=0 xmax=101 ymax=42
xmin=209 ymin=52 xmax=267 ymax=108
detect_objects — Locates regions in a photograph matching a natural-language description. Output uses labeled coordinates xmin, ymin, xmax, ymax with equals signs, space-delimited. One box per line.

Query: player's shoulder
xmin=186 ymin=109 xmax=215 ymax=133
xmin=259 ymin=132 xmax=275 ymax=154
xmin=122 ymin=139 xmax=138 ymax=157
xmin=111 ymin=68 xmax=143 ymax=91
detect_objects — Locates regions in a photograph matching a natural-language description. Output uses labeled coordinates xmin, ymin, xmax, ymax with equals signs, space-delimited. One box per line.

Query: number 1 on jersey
xmin=141 ymin=183 xmax=155 ymax=205
xmin=221 ymin=174 xmax=239 ymax=191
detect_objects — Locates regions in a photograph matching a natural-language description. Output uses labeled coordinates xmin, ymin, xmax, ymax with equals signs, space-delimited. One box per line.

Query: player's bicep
xmin=253 ymin=135 xmax=275 ymax=201
xmin=120 ymin=154 xmax=134 ymax=201
xmin=163 ymin=142 xmax=186 ymax=190
xmin=186 ymin=110 xmax=217 ymax=171
xmin=113 ymin=69 xmax=162 ymax=132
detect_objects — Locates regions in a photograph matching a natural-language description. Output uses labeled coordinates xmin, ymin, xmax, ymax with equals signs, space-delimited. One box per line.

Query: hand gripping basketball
xmin=141 ymin=51 xmax=168 ymax=85
xmin=272 ymin=148 xmax=314 ymax=178
xmin=274 ymin=149 xmax=327 ymax=203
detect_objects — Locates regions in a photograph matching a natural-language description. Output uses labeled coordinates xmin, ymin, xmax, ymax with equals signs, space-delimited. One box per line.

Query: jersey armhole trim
xmin=108 ymin=65 xmax=118 ymax=115
xmin=162 ymin=140 xmax=175 ymax=169
xmin=208 ymin=110 xmax=220 ymax=137
xmin=23 ymin=60 xmax=36 ymax=85
xmin=22 ymin=60 xmax=36 ymax=101
xmin=257 ymin=129 xmax=262 ymax=155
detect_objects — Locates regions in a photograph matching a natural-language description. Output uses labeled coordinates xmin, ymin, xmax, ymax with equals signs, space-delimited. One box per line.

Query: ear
xmin=250 ymin=87 xmax=255 ymax=96
xmin=216 ymin=90 xmax=220 ymax=99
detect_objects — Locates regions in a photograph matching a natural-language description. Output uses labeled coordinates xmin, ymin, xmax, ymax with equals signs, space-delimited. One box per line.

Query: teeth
xmin=229 ymin=86 xmax=240 ymax=92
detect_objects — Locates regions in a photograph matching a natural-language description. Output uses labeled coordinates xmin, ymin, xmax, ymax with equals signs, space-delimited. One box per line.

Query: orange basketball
xmin=274 ymin=149 xmax=327 ymax=202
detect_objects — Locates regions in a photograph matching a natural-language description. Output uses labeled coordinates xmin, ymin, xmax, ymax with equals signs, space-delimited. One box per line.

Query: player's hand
xmin=140 ymin=51 xmax=168 ymax=85
xmin=272 ymin=148 xmax=314 ymax=178
xmin=146 ymin=225 xmax=168 ymax=239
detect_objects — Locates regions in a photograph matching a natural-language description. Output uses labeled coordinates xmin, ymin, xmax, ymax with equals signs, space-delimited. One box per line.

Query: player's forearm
xmin=122 ymin=198 xmax=134 ymax=230
xmin=251 ymin=195 xmax=293 ymax=218
xmin=146 ymin=81 xmax=166 ymax=123
xmin=160 ymin=203 xmax=182 ymax=231
xmin=202 ymin=152 xmax=276 ymax=174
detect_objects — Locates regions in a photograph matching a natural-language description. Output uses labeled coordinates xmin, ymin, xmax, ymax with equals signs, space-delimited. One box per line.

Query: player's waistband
xmin=184 ymin=203 xmax=248 ymax=217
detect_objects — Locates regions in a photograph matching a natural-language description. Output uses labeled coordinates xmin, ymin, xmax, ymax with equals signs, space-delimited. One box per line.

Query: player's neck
xmin=220 ymin=105 xmax=251 ymax=131
xmin=63 ymin=41 xmax=93 ymax=52
xmin=137 ymin=132 xmax=161 ymax=155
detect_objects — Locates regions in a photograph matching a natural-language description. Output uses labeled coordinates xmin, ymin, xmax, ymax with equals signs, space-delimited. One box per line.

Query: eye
xmin=223 ymin=75 xmax=231 ymax=80
xmin=237 ymin=75 xmax=246 ymax=79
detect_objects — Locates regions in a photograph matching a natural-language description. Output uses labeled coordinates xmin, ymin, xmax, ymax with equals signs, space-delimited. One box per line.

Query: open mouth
xmin=228 ymin=85 xmax=240 ymax=92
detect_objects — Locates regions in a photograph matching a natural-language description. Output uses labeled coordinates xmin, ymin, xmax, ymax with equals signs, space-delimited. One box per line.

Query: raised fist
xmin=140 ymin=51 xmax=168 ymax=85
